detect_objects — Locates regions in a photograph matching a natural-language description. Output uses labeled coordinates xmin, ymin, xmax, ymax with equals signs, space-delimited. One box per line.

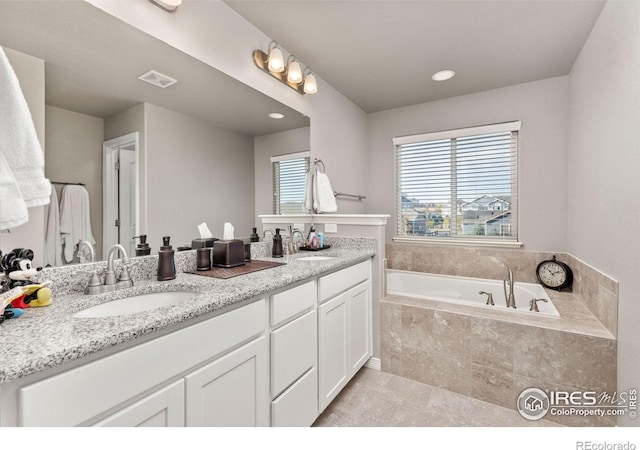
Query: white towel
xmin=44 ymin=187 xmax=63 ymax=267
xmin=0 ymin=151 xmax=28 ymax=229
xmin=60 ymin=185 xmax=95 ymax=263
xmin=0 ymin=46 xmax=50 ymax=210
xmin=314 ymin=171 xmax=338 ymax=213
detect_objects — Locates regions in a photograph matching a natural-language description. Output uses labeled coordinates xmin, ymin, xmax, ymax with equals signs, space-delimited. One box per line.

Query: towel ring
xmin=313 ymin=158 xmax=326 ymax=173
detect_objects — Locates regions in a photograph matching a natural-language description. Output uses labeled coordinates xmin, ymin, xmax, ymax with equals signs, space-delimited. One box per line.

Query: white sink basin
xmin=297 ymin=256 xmax=335 ymax=261
xmin=73 ymin=291 xmax=196 ymax=318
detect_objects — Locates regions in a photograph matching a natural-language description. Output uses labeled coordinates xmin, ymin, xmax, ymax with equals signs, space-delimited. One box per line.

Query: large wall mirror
xmin=0 ymin=1 xmax=310 ymax=265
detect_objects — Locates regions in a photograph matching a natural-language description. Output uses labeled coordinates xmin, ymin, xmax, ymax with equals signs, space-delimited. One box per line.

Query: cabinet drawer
xmin=271 ymin=367 xmax=318 ymax=427
xmin=271 ymin=309 xmax=317 ymax=398
xmin=270 ymin=280 xmax=316 ymax=327
xmin=19 ymin=299 xmax=266 ymax=426
xmin=319 ymin=259 xmax=370 ymax=303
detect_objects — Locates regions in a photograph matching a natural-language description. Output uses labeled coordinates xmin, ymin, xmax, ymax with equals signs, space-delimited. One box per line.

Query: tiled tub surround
xmin=382 ymin=244 xmax=617 ymax=427
xmin=0 ymin=240 xmax=375 ymax=384
xmin=386 ymin=244 xmax=618 ymax=336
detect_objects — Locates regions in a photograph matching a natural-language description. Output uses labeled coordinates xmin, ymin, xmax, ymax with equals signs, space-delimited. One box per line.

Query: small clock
xmin=536 ymin=255 xmax=573 ymax=291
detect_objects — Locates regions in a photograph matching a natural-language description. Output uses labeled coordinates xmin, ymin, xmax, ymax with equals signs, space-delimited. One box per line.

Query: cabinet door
xmin=318 ymin=291 xmax=349 ymax=413
xmin=93 ymin=380 xmax=185 ymax=427
xmin=348 ymin=281 xmax=372 ymax=377
xmin=185 ymin=336 xmax=269 ymax=427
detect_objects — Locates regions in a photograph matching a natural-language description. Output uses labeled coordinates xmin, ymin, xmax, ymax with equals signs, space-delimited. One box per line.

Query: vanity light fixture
xmin=432 ymin=69 xmax=456 ymax=81
xmin=302 ymin=68 xmax=317 ymax=94
xmin=286 ymin=56 xmax=303 ymax=84
xmin=253 ymin=41 xmax=318 ymax=95
xmin=148 ymin=0 xmax=182 ymax=12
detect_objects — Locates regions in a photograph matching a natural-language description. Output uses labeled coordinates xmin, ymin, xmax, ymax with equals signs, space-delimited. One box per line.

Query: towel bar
xmin=334 ymin=191 xmax=366 ymax=201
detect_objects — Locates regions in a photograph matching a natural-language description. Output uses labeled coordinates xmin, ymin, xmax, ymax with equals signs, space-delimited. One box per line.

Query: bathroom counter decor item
xmin=299 ymin=245 xmax=332 ymax=252
xmin=187 ymin=260 xmax=286 ymax=279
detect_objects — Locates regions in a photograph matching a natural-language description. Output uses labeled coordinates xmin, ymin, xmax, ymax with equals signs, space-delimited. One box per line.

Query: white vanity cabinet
xmin=14 ymin=299 xmax=267 ymax=427
xmin=269 ymin=280 xmax=318 ymax=427
xmin=0 ymin=257 xmax=374 ymax=427
xmin=318 ymin=260 xmax=372 ymax=412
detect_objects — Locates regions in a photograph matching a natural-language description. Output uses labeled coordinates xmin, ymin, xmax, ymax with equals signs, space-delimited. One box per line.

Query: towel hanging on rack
xmin=304 ymin=159 xmax=337 ymax=213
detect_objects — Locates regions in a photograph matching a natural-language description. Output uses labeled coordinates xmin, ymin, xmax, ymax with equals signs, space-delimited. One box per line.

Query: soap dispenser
xmin=250 ymin=227 xmax=260 ymax=243
xmin=133 ymin=235 xmax=151 ymax=256
xmin=272 ymin=228 xmax=283 ymax=258
xmin=157 ymin=236 xmax=176 ymax=281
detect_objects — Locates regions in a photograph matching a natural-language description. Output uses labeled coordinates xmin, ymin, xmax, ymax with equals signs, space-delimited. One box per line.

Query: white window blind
xmin=272 ymin=152 xmax=310 ymax=214
xmin=393 ymin=121 xmax=520 ymax=242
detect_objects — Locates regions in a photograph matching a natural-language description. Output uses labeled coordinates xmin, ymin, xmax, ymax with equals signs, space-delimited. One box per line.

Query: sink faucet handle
xmin=118 ymin=260 xmax=141 ymax=282
xmin=529 ymin=298 xmax=548 ymax=312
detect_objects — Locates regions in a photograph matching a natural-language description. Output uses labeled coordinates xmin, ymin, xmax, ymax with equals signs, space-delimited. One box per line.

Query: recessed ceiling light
xmin=269 ymin=113 xmax=285 ymax=119
xmin=432 ymin=69 xmax=456 ymax=81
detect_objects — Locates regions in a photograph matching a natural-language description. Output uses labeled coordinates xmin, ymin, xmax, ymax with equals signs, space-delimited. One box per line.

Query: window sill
xmin=392 ymin=236 xmax=523 ymax=249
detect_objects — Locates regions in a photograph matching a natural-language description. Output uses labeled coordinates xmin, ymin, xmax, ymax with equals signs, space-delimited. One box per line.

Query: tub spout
xmin=503 ymin=269 xmax=516 ymax=309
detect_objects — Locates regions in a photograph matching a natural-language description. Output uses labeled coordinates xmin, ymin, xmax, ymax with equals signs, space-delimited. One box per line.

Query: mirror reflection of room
xmin=0 ymin=1 xmax=309 ymax=267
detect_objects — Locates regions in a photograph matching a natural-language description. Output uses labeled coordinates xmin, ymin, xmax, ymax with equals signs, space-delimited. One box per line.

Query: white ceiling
xmin=0 ymin=1 xmax=309 ymax=136
xmin=226 ymin=0 xmax=606 ymax=113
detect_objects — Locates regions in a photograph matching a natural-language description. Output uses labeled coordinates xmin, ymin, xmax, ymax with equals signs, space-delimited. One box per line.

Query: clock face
xmin=537 ymin=261 xmax=566 ymax=288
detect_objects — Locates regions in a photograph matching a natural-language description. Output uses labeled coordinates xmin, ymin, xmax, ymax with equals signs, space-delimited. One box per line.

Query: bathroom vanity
xmin=0 ymin=251 xmax=373 ymax=427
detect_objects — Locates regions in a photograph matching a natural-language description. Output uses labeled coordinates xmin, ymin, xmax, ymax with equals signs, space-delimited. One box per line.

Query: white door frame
xmin=103 ymin=132 xmax=140 ymax=257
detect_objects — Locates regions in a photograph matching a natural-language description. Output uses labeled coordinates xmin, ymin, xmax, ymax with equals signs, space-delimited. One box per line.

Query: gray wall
xmin=254 ymin=126 xmax=310 ymax=224
xmin=104 ymin=103 xmax=147 ymax=234
xmin=366 ymin=76 xmax=569 ymax=251
xmin=144 ymin=103 xmax=255 ymax=249
xmin=45 ymin=106 xmax=104 ymax=261
xmin=0 ymin=47 xmax=45 ymax=265
xmin=567 ymin=0 xmax=640 ymax=420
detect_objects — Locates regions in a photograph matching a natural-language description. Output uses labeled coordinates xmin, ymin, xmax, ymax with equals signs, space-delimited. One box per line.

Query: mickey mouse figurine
xmin=0 ymin=248 xmax=52 ymax=309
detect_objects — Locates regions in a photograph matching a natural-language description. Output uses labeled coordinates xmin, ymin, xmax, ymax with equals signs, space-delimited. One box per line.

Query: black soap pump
xmin=157 ymin=236 xmax=176 ymax=281
xmin=133 ymin=235 xmax=151 ymax=256
xmin=250 ymin=227 xmax=260 ymax=243
xmin=272 ymin=228 xmax=283 ymax=258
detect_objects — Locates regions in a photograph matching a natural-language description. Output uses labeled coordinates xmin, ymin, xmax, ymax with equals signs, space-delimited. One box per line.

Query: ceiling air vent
xmin=137 ymin=70 xmax=178 ymax=88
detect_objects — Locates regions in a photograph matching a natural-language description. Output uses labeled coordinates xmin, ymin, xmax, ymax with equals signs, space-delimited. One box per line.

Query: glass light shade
xmin=268 ymin=46 xmax=285 ymax=73
xmin=163 ymin=0 xmax=182 ymax=5
xmin=303 ymin=72 xmax=318 ymax=94
xmin=287 ymin=60 xmax=303 ymax=84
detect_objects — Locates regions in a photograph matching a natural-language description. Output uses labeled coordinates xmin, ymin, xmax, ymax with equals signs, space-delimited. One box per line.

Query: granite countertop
xmin=0 ymin=248 xmax=374 ymax=384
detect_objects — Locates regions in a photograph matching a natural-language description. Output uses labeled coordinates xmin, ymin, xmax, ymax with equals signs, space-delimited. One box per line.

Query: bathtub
xmin=386 ymin=269 xmax=560 ymax=317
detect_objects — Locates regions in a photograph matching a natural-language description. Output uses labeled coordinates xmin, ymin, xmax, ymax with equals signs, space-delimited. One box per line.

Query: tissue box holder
xmin=212 ymin=240 xmax=245 ymax=268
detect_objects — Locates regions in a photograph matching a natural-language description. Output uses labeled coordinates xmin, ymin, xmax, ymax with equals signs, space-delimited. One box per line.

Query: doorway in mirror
xmin=103 ymin=132 xmax=139 ymax=258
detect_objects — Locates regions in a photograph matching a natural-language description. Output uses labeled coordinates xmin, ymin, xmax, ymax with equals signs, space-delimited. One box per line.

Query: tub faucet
xmin=479 ymin=291 xmax=494 ymax=306
xmin=503 ymin=269 xmax=516 ymax=309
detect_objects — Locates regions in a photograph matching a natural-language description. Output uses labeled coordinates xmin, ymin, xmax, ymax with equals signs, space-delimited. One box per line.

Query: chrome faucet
xmin=80 ymin=244 xmax=137 ymax=295
xmin=77 ymin=240 xmax=96 ymax=263
xmin=291 ymin=229 xmax=305 ymax=253
xmin=503 ymin=269 xmax=516 ymax=308
xmin=263 ymin=229 xmax=275 ymax=239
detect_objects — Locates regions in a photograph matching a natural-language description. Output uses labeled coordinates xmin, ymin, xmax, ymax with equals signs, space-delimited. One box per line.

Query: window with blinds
xmin=393 ymin=121 xmax=520 ymax=242
xmin=272 ymin=152 xmax=311 ymax=214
